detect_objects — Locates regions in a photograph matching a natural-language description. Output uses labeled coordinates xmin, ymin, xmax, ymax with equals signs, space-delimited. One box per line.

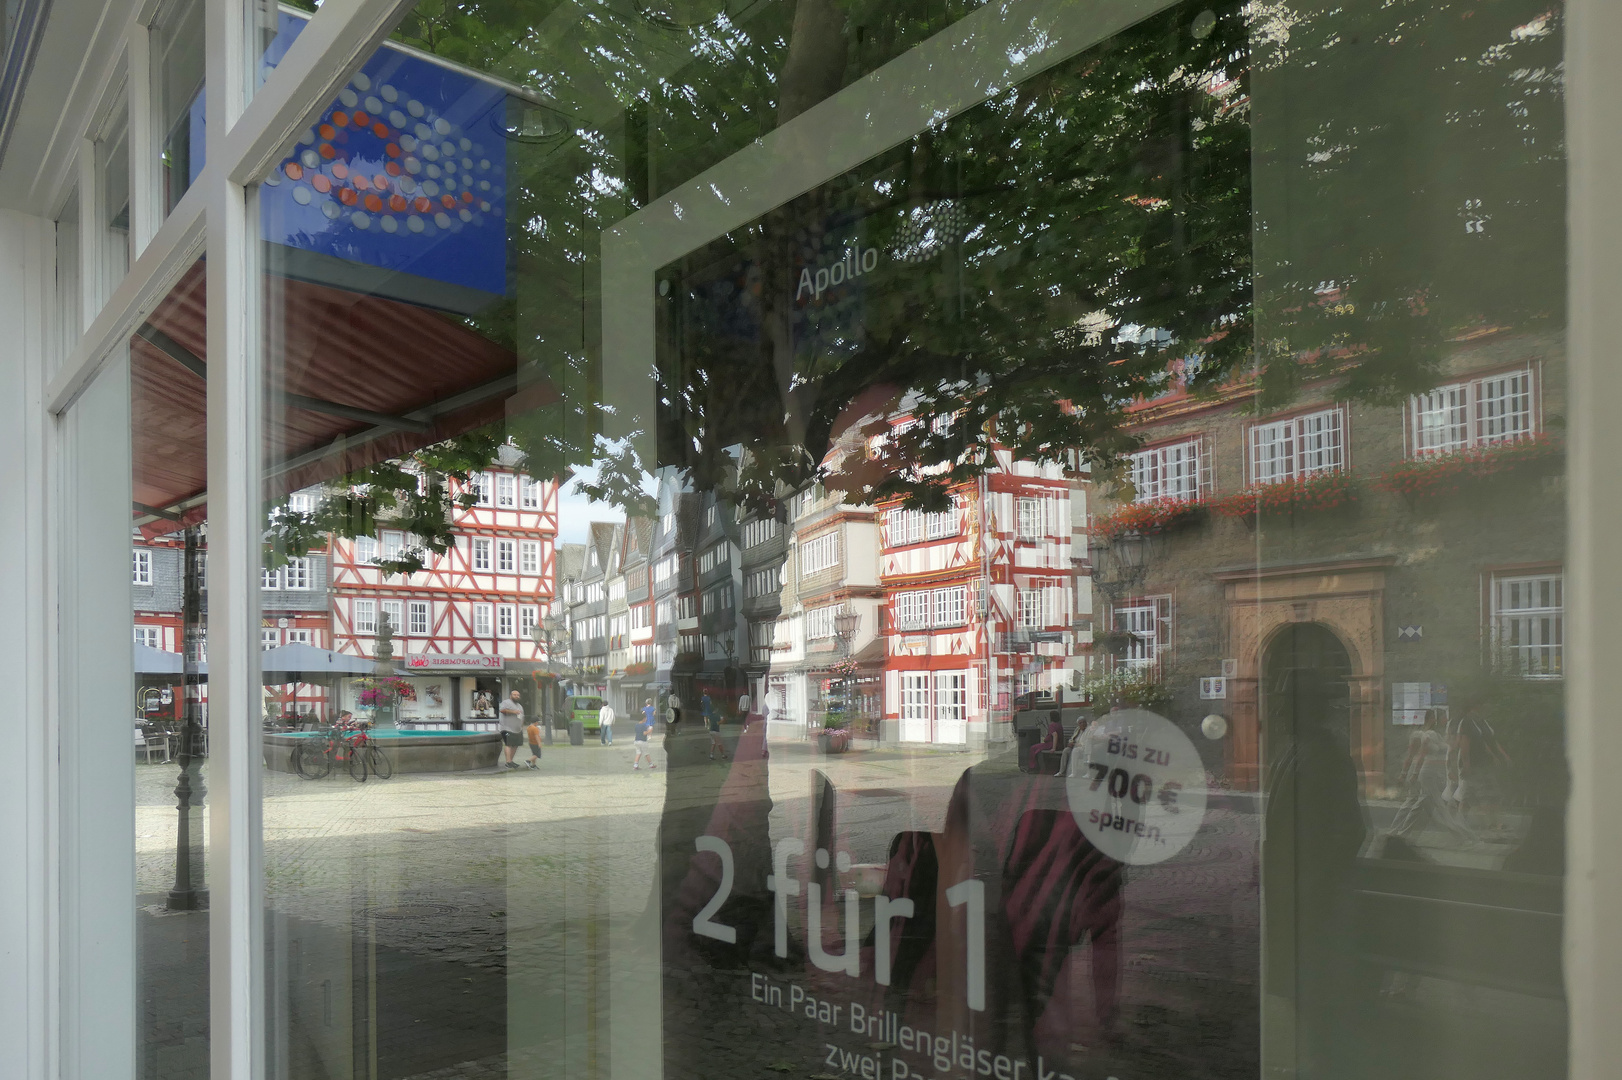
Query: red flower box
xmin=1210 ymin=471 xmax=1359 ymax=519
xmin=1093 ymin=497 xmax=1207 ymax=540
xmin=1373 ymin=435 xmax=1561 ymax=500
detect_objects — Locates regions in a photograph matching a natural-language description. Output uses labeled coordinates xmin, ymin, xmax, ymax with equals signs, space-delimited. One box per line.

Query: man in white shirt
xmin=598 ymin=700 xmax=616 ymax=745
xmin=498 ymin=690 xmax=525 ymax=770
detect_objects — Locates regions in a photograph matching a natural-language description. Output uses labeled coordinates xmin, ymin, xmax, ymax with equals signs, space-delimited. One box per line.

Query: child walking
xmin=524 ymin=717 xmax=543 ymax=769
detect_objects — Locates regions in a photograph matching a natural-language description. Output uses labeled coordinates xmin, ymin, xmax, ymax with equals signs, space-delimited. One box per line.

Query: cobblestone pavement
xmin=134 ymin=731 xmax=1552 ymax=1080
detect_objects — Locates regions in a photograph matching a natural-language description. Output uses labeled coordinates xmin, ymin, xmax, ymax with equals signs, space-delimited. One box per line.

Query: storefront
xmin=4 ymin=2 xmax=1622 ymax=1080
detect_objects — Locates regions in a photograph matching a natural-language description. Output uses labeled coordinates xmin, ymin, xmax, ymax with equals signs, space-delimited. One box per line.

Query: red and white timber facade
xmin=328 ymin=468 xmax=560 ymax=725
xmin=879 ymin=443 xmax=1088 ymax=748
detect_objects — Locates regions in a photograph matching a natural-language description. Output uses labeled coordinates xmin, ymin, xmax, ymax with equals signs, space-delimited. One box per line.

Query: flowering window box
xmin=1210 ymin=471 xmax=1359 ymax=520
xmin=1374 ymin=435 xmax=1561 ymax=501
xmin=1093 ymin=497 xmax=1208 ymax=541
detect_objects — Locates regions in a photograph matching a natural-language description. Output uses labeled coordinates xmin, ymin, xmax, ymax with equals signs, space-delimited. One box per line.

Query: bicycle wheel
xmin=366 ymin=745 xmax=393 ymax=780
xmin=348 ymin=742 xmax=369 ymax=782
xmin=295 ymin=739 xmax=332 ymax=779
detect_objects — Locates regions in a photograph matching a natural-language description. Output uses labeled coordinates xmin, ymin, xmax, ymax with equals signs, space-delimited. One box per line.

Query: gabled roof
xmin=555 ymin=543 xmax=586 ymax=584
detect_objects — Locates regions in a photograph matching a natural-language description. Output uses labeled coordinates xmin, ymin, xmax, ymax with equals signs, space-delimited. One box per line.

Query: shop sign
xmin=404 ymin=653 xmax=503 ymax=671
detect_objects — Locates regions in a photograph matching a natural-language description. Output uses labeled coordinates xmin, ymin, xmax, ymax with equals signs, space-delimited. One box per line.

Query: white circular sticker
xmin=1067 ymin=708 xmax=1208 ymax=865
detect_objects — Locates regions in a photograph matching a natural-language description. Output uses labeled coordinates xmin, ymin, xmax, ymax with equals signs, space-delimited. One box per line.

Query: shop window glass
xmin=246 ymin=3 xmax=1570 ymax=1080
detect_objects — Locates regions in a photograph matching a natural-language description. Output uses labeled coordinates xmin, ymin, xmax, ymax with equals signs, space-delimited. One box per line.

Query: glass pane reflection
xmin=252 ymin=2 xmax=1568 ymax=1079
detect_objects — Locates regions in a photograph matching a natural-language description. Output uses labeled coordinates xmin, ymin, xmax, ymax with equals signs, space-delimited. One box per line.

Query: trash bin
xmin=568 ymin=719 xmax=585 ymax=745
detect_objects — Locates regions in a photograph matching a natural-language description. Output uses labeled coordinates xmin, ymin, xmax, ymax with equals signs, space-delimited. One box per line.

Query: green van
xmin=567 ymin=696 xmax=607 ymax=730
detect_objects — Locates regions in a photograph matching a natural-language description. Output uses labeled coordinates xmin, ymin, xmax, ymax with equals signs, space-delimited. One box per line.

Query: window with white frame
xmin=473 ymin=472 xmax=493 ymax=507
xmin=900 ymin=672 xmax=932 ymax=727
xmin=494 ymin=473 xmax=517 ymax=508
xmin=741 ymin=517 xmax=780 ymax=548
xmin=1016 ymin=497 xmax=1045 ymax=541
xmin=935 ymin=671 xmax=968 ymax=723
xmin=698 ymin=543 xmax=729 ymax=574
xmin=497 ymin=604 xmax=516 ymax=638
xmin=473 ymin=603 xmax=493 ymax=637
xmin=354 ymin=535 xmax=377 ymax=564
xmin=262 ymin=565 xmax=281 ymax=589
xmin=609 ymin=578 xmax=626 ymax=601
xmin=353 ymin=599 xmax=377 ymax=634
xmin=656 ymin=598 xmax=674 ymax=625
xmin=895 ymin=591 xmax=931 ymax=630
xmin=1492 ymin=572 xmax=1563 ymax=677
xmin=381 ymin=531 xmax=404 ymax=562
xmin=704 ymin=504 xmax=717 ymax=527
xmin=933 ymin=585 xmax=967 ymax=627
xmin=886 ymin=504 xmax=958 ymax=546
xmin=1129 ymin=438 xmax=1205 ymax=501
xmin=408 ymin=601 xmax=429 ymax=636
xmin=286 ymin=629 xmax=313 ymax=646
xmin=1017 ymin=588 xmax=1045 ymax=629
xmin=745 ymin=566 xmax=781 ymax=598
xmin=381 ymin=600 xmax=403 ymax=634
xmin=287 ymin=491 xmax=316 ymax=513
xmin=805 ymin=604 xmax=844 ymax=640
xmin=749 ymin=621 xmax=776 ymax=663
xmin=472 ymin=538 xmax=492 ymax=571
xmin=1249 ymin=407 xmax=1344 ymax=484
xmin=1411 ymin=369 xmax=1535 ymax=455
xmin=132 ymin=548 xmax=152 ymax=585
xmin=521 ymin=477 xmax=543 ymax=510
xmin=283 ymin=557 xmax=311 ymax=590
xmin=676 ymin=594 xmax=696 ymax=620
xmin=134 ymin=626 xmax=162 ymax=648
xmin=261 ymin=628 xmax=280 ymax=650
xmin=1114 ymin=596 xmax=1173 ymax=673
xmin=520 ymin=540 xmax=540 ymax=574
xmin=496 ymin=539 xmax=515 ymax=573
xmin=187 ymin=631 xmax=207 ymax=663
xmin=660 ymin=511 xmax=675 ymax=536
xmin=630 ymin=604 xmax=649 ymax=630
xmin=800 ymin=531 xmax=839 ymax=576
xmin=519 ymin=606 xmax=538 ymax=638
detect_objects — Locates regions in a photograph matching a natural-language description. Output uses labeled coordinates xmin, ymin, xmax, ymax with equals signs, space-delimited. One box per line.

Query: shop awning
xmin=134 ymin=643 xmax=201 ymax=677
xmin=132 ymin=260 xmax=558 ymax=536
xmin=260 ymin=642 xmax=378 ymax=682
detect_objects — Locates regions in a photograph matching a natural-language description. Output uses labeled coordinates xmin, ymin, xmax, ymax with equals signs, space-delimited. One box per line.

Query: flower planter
xmin=1210 ymin=472 xmax=1360 ymax=525
xmin=1374 ymin=435 xmax=1562 ymax=503
xmin=818 ymin=728 xmax=852 ymax=754
xmin=1094 ymin=497 xmax=1208 ymax=541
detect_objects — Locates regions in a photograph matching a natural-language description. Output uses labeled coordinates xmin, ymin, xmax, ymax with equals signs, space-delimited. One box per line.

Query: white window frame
xmin=899 ymin=672 xmax=933 ymax=741
xmin=261 ymin=628 xmax=280 ymax=650
xmin=1016 ymin=496 xmax=1044 ymax=541
xmin=381 ymin=601 xmax=404 ymax=635
xmin=282 ymin=556 xmax=310 ymax=590
xmin=473 ymin=471 xmax=493 ymax=507
xmin=408 ymin=600 xmax=430 ymax=636
xmin=494 ymin=472 xmax=517 ymax=508
xmin=381 ymin=530 xmax=405 ymax=562
xmin=520 ymin=540 xmax=540 ymax=574
xmin=933 ymin=585 xmax=967 ymax=627
xmin=496 ymin=604 xmax=516 ymax=639
xmin=353 ymin=599 xmax=376 ymax=635
xmin=895 ymin=591 xmax=931 ymax=630
xmin=1410 ymin=368 xmax=1536 ymax=456
xmin=353 ymin=535 xmax=377 ymax=564
xmin=1113 ymin=595 xmax=1173 ymax=675
xmin=800 ymin=531 xmax=840 ymax=576
xmin=472 ymin=537 xmax=492 ymax=572
xmin=132 ymin=547 xmax=152 ymax=585
xmin=1129 ymin=437 xmax=1206 ymax=502
xmin=521 ymin=477 xmax=543 ymax=510
xmin=496 ymin=538 xmax=516 ymax=573
xmin=472 ymin=603 xmax=494 ymax=637
xmin=134 ymin=625 xmax=162 ymax=648
xmin=519 ymin=605 xmax=539 ymax=638
xmin=1492 ymin=571 xmax=1563 ymax=678
xmin=1249 ymin=407 xmax=1345 ymax=484
xmin=285 ymin=629 xmax=313 ymax=646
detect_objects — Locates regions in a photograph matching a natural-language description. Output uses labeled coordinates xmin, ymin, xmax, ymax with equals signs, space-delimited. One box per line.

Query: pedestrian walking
xmin=598 ymin=700 xmax=616 ymax=745
xmin=1390 ymin=709 xmax=1475 ymax=844
xmin=632 ymin=698 xmax=658 ymax=770
xmin=524 ymin=717 xmax=543 ymax=769
xmin=498 ymin=690 xmax=525 ymax=770
xmin=704 ymin=693 xmax=726 ymax=760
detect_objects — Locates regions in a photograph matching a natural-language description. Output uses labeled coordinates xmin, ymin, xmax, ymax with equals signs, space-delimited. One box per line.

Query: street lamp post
xmin=831 ymin=609 xmax=861 ymax=733
xmin=167 ymin=524 xmax=207 ymax=912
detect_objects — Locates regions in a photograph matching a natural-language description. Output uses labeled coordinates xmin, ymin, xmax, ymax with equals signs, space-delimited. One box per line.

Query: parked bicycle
xmin=293 ymin=718 xmax=392 ymax=782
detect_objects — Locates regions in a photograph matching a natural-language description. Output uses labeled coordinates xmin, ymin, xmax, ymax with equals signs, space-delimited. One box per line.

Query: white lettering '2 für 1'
xmin=797 ymin=246 xmax=881 ymax=302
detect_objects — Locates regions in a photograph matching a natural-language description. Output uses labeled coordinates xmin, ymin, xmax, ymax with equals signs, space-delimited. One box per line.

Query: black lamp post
xmin=831 ymin=609 xmax=861 ymax=729
xmin=167 ymin=524 xmax=207 ymax=912
xmin=1092 ymin=529 xmax=1151 ymax=604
